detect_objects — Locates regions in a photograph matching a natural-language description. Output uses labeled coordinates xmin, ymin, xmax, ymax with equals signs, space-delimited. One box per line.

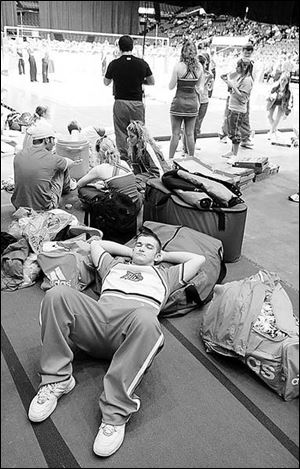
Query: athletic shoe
xmin=221 ymin=150 xmax=235 ymax=159
xmin=267 ymin=131 xmax=273 ymax=140
xmin=219 ymin=135 xmax=228 ymax=144
xmin=93 ymin=422 xmax=126 ymax=457
xmin=70 ymin=178 xmax=77 ymax=190
xmin=240 ymin=140 xmax=254 ymax=149
xmin=270 ymin=132 xmax=280 ymax=143
xmin=28 ymin=376 xmax=76 ymax=422
xmin=226 ymin=157 xmax=238 ymax=165
xmin=288 ymin=193 xmax=299 ymax=203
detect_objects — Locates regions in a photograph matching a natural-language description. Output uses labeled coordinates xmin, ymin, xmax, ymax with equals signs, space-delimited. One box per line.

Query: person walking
xmin=104 ymin=35 xmax=155 ymax=160
xmin=266 ymin=72 xmax=293 ymax=143
xmin=168 ymin=39 xmax=204 ymax=159
xmin=27 ymin=229 xmax=206 ymax=457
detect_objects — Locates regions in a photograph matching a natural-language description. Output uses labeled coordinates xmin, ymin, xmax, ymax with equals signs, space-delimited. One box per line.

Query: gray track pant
xmin=113 ymin=99 xmax=145 ymax=160
xmin=38 ymin=285 xmax=164 ymax=425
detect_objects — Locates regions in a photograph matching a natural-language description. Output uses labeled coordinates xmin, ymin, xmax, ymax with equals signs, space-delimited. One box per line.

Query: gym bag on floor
xmin=199 ymin=270 xmax=299 ymax=401
xmin=78 ymin=186 xmax=138 ymax=244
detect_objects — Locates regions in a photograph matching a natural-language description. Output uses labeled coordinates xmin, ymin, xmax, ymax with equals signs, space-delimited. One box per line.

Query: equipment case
xmin=143 ymin=178 xmax=248 ymax=263
xmin=56 ymin=138 xmax=90 ymax=180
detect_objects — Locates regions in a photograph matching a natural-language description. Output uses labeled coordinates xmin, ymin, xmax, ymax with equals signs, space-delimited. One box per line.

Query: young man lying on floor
xmin=28 ymin=228 xmax=205 ymax=457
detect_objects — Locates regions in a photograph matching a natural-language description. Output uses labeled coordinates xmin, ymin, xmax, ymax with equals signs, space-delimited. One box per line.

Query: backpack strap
xmin=111 ymin=163 xmax=131 ymax=177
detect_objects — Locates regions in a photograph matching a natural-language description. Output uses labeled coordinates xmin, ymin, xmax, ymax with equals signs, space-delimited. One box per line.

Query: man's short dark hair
xmin=118 ymin=35 xmax=133 ymax=52
xmin=136 ymin=227 xmax=162 ymax=252
xmin=67 ymin=120 xmax=81 ymax=134
xmin=243 ymin=43 xmax=254 ymax=52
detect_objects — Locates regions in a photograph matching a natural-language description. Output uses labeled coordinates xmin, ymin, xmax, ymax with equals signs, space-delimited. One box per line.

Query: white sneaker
xmin=93 ymin=422 xmax=126 ymax=457
xmin=221 ymin=151 xmax=235 ymax=159
xmin=240 ymin=140 xmax=254 ymax=149
xmin=226 ymin=157 xmax=238 ymax=165
xmin=219 ymin=135 xmax=228 ymax=144
xmin=28 ymin=376 xmax=76 ymax=422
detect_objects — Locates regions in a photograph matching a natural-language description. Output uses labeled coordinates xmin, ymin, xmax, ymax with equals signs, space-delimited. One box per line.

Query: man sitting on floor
xmin=11 ymin=120 xmax=81 ymax=211
xmin=27 ymin=228 xmax=205 ymax=457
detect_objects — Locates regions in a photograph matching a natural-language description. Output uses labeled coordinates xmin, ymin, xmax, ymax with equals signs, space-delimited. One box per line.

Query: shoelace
xmin=101 ymin=424 xmax=116 ymax=437
xmin=36 ymin=383 xmax=57 ymax=404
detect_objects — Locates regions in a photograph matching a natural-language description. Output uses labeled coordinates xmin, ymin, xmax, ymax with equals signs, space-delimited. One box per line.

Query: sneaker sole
xmin=28 ymin=377 xmax=76 ymax=423
xmin=93 ymin=435 xmax=124 ymax=457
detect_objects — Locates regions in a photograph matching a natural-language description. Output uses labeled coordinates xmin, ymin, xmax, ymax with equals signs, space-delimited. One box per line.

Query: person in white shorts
xmin=28 ymin=228 xmax=205 ymax=457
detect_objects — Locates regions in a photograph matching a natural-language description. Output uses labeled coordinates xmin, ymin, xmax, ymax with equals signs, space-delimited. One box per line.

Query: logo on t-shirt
xmin=121 ymin=271 xmax=143 ymax=282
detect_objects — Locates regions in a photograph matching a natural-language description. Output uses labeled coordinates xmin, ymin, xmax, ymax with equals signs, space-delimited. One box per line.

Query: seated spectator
xmin=22 ymin=105 xmax=51 ymax=150
xmin=126 ymin=120 xmax=170 ymax=192
xmin=11 ymin=121 xmax=81 ymax=211
xmin=77 ymin=143 xmax=142 ymax=213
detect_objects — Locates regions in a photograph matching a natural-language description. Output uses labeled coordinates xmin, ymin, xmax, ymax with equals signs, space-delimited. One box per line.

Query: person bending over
xmin=27 ymin=229 xmax=205 ymax=457
xmin=12 ymin=121 xmax=81 ymax=211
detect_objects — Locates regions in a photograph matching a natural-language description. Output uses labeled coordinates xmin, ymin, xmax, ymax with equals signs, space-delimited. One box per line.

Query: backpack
xmin=6 ymin=112 xmax=22 ymax=131
xmin=5 ymin=111 xmax=33 ymax=131
xmin=127 ymin=221 xmax=227 ymax=317
xmin=78 ymin=186 xmax=138 ymax=244
xmin=199 ymin=270 xmax=299 ymax=401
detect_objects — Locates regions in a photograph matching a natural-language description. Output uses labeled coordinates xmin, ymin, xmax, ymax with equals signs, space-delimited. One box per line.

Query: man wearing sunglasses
xmin=12 ymin=120 xmax=82 ymax=211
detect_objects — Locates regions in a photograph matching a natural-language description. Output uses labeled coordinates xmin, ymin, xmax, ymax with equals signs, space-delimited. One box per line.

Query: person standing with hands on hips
xmin=104 ymin=35 xmax=155 ymax=162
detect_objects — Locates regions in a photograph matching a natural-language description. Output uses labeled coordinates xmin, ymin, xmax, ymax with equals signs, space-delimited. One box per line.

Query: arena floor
xmin=1 ymin=61 xmax=299 ymax=468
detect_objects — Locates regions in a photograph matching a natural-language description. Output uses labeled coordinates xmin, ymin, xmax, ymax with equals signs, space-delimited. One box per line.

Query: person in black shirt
xmin=104 ymin=35 xmax=155 ymax=160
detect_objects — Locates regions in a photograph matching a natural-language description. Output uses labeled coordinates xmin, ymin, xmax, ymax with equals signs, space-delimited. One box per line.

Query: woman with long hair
xmin=266 ymin=72 xmax=293 ymax=142
xmin=183 ymin=52 xmax=214 ymax=153
xmin=168 ymin=39 xmax=204 ymax=159
xmin=77 ymin=138 xmax=142 ymax=211
xmin=221 ymin=59 xmax=254 ymax=163
xmin=126 ymin=120 xmax=170 ymax=192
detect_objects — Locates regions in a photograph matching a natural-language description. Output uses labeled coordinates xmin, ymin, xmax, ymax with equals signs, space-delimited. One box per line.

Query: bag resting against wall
xmin=126 ymin=221 xmax=226 ymax=317
xmin=199 ymin=270 xmax=299 ymax=401
xmin=143 ymin=178 xmax=247 ymax=263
